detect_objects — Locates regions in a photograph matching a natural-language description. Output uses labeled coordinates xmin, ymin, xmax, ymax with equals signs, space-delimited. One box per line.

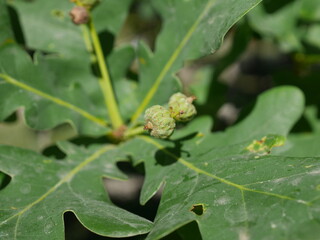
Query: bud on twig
xmin=69 ymin=6 xmax=89 ymax=25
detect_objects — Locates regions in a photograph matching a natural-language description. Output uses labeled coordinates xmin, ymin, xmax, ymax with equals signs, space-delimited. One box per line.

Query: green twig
xmin=80 ymin=25 xmax=93 ymax=53
xmin=124 ymin=126 xmax=145 ymax=139
xmin=87 ymin=17 xmax=123 ymax=129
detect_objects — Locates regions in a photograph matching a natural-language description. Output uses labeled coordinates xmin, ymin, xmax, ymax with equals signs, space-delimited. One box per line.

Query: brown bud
xmin=144 ymin=122 xmax=153 ymax=130
xmin=69 ymin=6 xmax=89 ymax=25
xmin=110 ymin=125 xmax=127 ymax=142
xmin=187 ymin=96 xmax=196 ymax=103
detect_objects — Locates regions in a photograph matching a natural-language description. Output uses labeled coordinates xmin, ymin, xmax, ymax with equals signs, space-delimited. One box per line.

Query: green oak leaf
xmin=29 ymin=44 xmax=138 ymax=127
xmin=8 ymin=0 xmax=80 ymax=55
xmin=0 ymin=142 xmax=152 ymax=239
xmin=205 ymin=86 xmax=305 ymax=148
xmin=247 ymin=0 xmax=320 ymax=52
xmin=92 ymin=0 xmax=132 ymax=34
xmin=131 ymin=136 xmax=320 ymax=240
xmin=304 ymin=25 xmax=320 ymax=49
xmin=120 ymin=86 xmax=317 ymax=239
xmin=1 ymin=0 xmax=138 ymax=134
xmin=247 ymin=2 xmax=301 ymax=51
xmin=130 ymin=0 xmax=262 ymax=124
xmin=0 ymin=44 xmax=109 ymax=135
xmin=8 ymin=0 xmax=132 ymax=55
xmin=6 ymin=0 xmax=132 ymax=89
xmin=299 ymin=0 xmax=320 ymax=21
xmin=304 ymin=106 xmax=320 ymax=133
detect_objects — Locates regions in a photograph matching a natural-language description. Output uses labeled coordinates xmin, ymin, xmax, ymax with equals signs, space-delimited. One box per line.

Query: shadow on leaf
xmin=155 ymin=133 xmax=196 ymax=166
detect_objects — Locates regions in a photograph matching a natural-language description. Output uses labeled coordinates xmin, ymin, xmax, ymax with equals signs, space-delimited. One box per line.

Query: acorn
xmin=169 ymin=93 xmax=196 ymax=122
xmin=144 ymin=105 xmax=175 ymax=139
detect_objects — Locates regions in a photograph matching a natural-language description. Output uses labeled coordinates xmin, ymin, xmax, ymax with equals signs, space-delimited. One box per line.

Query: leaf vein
xmin=130 ymin=0 xmax=216 ymax=124
xmin=0 ymin=73 xmax=109 ymax=128
xmin=13 ymin=214 xmax=21 ymax=240
xmin=0 ymin=145 xmax=114 ymax=226
xmin=243 ymin=172 xmax=307 ymax=187
xmin=241 ymin=190 xmax=250 ymax=231
xmin=138 ymin=136 xmax=310 ymax=205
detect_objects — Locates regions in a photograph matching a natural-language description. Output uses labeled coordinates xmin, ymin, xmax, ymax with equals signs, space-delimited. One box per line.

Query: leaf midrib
xmin=139 ymin=136 xmax=311 ymax=206
xmin=0 ymin=73 xmax=109 ymax=128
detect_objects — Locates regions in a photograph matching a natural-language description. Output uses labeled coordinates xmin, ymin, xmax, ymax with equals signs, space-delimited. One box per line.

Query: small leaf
xmin=248 ymin=2 xmax=302 ymax=51
xmin=207 ymin=86 xmax=305 ymax=147
xmin=304 ymin=25 xmax=320 ymax=49
xmin=299 ymin=0 xmax=320 ymax=21
xmin=304 ymin=106 xmax=320 ymax=133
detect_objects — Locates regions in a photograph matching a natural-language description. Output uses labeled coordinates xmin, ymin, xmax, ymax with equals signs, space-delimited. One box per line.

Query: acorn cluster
xmin=144 ymin=93 xmax=197 ymax=139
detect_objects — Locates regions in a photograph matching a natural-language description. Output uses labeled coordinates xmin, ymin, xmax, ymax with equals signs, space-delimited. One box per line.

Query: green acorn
xmin=169 ymin=93 xmax=197 ymax=122
xmin=144 ymin=105 xmax=175 ymax=139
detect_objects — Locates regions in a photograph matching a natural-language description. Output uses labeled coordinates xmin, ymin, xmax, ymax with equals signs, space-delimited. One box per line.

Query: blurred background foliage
xmin=1 ymin=0 xmax=320 ymax=239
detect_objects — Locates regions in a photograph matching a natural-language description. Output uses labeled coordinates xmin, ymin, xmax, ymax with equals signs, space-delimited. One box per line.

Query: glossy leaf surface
xmin=0 ymin=142 xmax=152 ymax=239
